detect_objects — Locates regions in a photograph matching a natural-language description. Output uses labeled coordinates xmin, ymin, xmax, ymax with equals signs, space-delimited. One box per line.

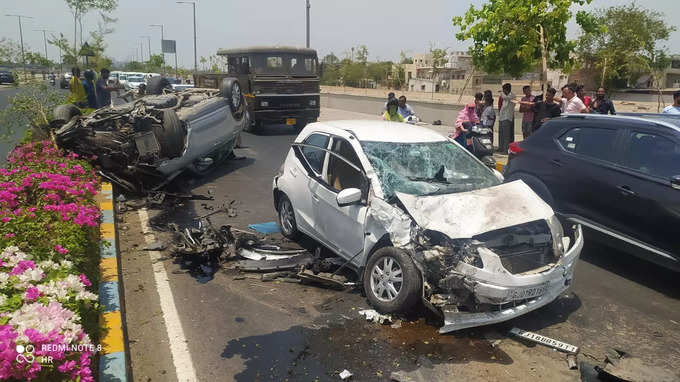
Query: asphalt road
xmin=0 ymin=85 xmax=25 ymax=161
xmin=117 ymin=108 xmax=680 ymax=382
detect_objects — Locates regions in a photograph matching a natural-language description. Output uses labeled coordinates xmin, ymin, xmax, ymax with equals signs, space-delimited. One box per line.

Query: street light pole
xmin=306 ymin=0 xmax=310 ymax=48
xmin=149 ymin=24 xmax=165 ymax=71
xmin=140 ymin=36 xmax=151 ymax=61
xmin=34 ymin=28 xmax=53 ymax=62
xmin=5 ymin=14 xmax=33 ymax=73
xmin=177 ymin=1 xmax=197 ymax=74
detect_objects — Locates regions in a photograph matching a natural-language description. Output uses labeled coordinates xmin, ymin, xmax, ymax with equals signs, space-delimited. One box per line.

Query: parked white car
xmin=126 ymin=74 xmax=146 ymax=90
xmin=272 ymin=120 xmax=583 ymax=333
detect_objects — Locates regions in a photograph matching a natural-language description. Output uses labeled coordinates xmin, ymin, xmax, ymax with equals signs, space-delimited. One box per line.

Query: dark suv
xmin=504 ymin=114 xmax=680 ymax=271
xmin=0 ymin=71 xmax=15 ymax=84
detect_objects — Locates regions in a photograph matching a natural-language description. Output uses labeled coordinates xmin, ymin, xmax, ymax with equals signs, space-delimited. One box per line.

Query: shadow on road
xmin=249 ymin=124 xmax=301 ymax=137
xmin=579 ymin=240 xmax=680 ymax=300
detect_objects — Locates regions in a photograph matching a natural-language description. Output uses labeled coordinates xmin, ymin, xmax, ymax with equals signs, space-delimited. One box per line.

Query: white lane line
xmin=137 ymin=208 xmax=198 ymax=382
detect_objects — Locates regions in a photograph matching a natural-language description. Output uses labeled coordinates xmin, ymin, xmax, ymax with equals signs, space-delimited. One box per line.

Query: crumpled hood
xmin=395 ymin=180 xmax=555 ymax=239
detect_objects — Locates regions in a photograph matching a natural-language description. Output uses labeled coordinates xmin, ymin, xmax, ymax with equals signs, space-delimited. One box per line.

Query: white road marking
xmin=137 ymin=208 xmax=198 ymax=382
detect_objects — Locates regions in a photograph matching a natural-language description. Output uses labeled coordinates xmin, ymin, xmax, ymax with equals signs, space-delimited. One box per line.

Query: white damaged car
xmin=272 ymin=120 xmax=583 ymax=333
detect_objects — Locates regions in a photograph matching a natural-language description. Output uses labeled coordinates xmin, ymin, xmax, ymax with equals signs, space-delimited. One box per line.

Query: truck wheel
xmin=363 ymin=247 xmax=421 ymax=314
xmin=53 ymin=104 xmax=81 ymax=124
xmin=153 ymin=110 xmax=185 ymax=158
xmin=147 ymin=77 xmax=171 ymax=95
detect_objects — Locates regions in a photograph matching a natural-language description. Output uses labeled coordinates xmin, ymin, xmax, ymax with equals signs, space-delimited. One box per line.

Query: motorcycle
xmin=466 ymin=124 xmax=496 ymax=169
xmin=404 ymin=114 xmax=421 ymax=124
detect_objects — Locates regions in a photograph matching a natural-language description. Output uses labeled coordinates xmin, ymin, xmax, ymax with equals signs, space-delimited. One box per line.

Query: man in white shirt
xmin=498 ymin=83 xmax=515 ymax=152
xmin=560 ymin=84 xmax=587 ymax=114
xmin=662 ymin=91 xmax=680 ymax=114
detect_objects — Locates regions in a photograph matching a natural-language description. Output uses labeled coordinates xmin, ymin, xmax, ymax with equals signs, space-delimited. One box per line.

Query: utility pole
xmin=140 ymin=36 xmax=151 ymax=61
xmin=34 ymin=28 xmax=52 ymax=62
xmin=177 ymin=2 xmax=197 ymax=74
xmin=149 ymin=24 xmax=165 ymax=71
xmin=306 ymin=0 xmax=311 ymax=48
xmin=5 ymin=14 xmax=33 ymax=74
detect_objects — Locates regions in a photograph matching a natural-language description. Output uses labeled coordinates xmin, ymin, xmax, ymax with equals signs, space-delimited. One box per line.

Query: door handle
xmin=551 ymin=159 xmax=562 ymax=167
xmin=311 ymin=194 xmax=320 ymax=202
xmin=617 ymin=185 xmax=636 ymax=196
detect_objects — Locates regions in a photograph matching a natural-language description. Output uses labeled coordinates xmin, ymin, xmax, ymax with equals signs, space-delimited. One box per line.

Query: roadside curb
xmin=96 ymin=183 xmax=128 ymax=382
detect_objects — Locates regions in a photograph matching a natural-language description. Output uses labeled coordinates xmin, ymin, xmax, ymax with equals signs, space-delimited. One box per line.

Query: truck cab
xmin=196 ymin=46 xmax=320 ymax=132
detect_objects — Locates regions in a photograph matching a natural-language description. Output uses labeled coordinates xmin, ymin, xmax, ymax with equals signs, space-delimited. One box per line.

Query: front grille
xmin=474 ymin=219 xmax=556 ymax=274
xmin=254 ymin=81 xmax=319 ymax=94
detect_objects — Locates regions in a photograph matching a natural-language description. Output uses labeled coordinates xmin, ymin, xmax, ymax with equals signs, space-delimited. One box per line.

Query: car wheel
xmin=53 ymin=104 xmax=81 ymax=124
xmin=153 ymin=110 xmax=185 ymax=158
xmin=277 ymin=194 xmax=300 ymax=240
xmin=506 ymin=172 xmax=555 ymax=206
xmin=220 ymin=78 xmax=245 ymax=118
xmin=363 ymin=247 xmax=421 ymax=314
xmin=147 ymin=77 xmax=171 ymax=95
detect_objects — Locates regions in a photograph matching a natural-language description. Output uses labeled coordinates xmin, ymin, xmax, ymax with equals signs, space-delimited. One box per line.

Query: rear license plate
xmin=509 ymin=328 xmax=579 ymax=353
xmin=286 ymin=118 xmax=297 ymax=125
xmin=509 ymin=283 xmax=548 ymax=300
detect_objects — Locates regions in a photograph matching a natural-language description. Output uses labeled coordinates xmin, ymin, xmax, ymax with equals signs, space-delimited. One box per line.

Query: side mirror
xmin=671 ymin=175 xmax=680 ymax=190
xmin=493 ymin=169 xmax=504 ymax=182
xmin=337 ymin=188 xmax=362 ymax=207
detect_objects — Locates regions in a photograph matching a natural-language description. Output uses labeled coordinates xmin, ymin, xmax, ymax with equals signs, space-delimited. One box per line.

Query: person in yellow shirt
xmin=67 ymin=67 xmax=87 ymax=107
xmin=383 ymin=97 xmax=404 ymax=122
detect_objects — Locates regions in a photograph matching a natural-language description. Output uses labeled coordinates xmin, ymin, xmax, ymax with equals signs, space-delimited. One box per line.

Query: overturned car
xmin=51 ymin=77 xmax=247 ymax=192
xmin=272 ymin=120 xmax=583 ymax=333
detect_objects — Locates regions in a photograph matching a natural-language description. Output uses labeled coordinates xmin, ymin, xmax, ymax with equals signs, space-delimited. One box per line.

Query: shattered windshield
xmin=361 ymin=141 xmax=500 ymax=200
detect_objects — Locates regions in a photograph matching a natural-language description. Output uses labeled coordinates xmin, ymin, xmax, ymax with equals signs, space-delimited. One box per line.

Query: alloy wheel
xmin=370 ymin=256 xmax=403 ymax=302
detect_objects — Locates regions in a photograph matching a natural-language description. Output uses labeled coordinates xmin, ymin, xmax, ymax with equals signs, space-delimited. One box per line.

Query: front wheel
xmin=363 ymin=247 xmax=422 ymax=314
xmin=277 ymin=194 xmax=300 ymax=240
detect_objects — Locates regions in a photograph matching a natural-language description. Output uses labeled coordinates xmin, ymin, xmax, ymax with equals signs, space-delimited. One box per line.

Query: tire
xmin=53 ymin=104 xmax=81 ymax=124
xmin=147 ymin=77 xmax=171 ymax=95
xmin=363 ymin=247 xmax=422 ymax=314
xmin=277 ymin=194 xmax=300 ymax=240
xmin=220 ymin=78 xmax=244 ymax=117
xmin=153 ymin=110 xmax=185 ymax=158
xmin=506 ymin=172 xmax=555 ymax=206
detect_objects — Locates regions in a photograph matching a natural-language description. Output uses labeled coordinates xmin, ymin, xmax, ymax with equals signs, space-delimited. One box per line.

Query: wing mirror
xmin=493 ymin=168 xmax=504 ymax=182
xmin=671 ymin=175 xmax=680 ymax=190
xmin=337 ymin=188 xmax=362 ymax=207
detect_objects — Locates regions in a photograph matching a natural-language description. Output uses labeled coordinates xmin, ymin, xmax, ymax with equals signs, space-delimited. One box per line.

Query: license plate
xmin=509 ymin=283 xmax=548 ymax=300
xmin=286 ymin=118 xmax=297 ymax=125
xmin=509 ymin=328 xmax=579 ymax=353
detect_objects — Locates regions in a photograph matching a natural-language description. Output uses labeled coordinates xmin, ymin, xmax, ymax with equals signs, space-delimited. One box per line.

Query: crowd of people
xmin=382 ymin=92 xmax=416 ymax=122
xmin=66 ymin=66 xmax=129 ymax=109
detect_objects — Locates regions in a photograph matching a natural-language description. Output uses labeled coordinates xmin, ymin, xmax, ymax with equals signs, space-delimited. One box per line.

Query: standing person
xmin=68 ymin=67 xmax=87 ymax=107
xmin=591 ymin=87 xmax=616 ymax=115
xmin=480 ymin=93 xmax=496 ymax=136
xmin=397 ymin=96 xmax=415 ymax=118
xmin=560 ymin=84 xmax=587 ymax=114
xmin=498 ymin=83 xmax=515 ymax=152
xmin=474 ymin=92 xmax=484 ymax=118
xmin=82 ymin=69 xmax=98 ymax=109
xmin=662 ymin=90 xmax=680 ymax=114
xmin=520 ymin=87 xmax=562 ymax=132
xmin=383 ymin=92 xmax=396 ymax=112
xmin=383 ymin=97 xmax=405 ymax=122
xmin=519 ymin=85 xmax=535 ymax=139
xmin=96 ymin=68 xmax=119 ymax=108
xmin=576 ymin=85 xmax=592 ymax=112
xmin=453 ymin=97 xmax=481 ymax=148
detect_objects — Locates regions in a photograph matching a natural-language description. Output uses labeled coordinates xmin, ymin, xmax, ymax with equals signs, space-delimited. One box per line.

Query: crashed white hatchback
xmin=273 ymin=120 xmax=583 ymax=333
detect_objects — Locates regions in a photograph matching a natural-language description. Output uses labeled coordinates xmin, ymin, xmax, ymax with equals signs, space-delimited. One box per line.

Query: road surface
xmin=116 ymin=108 xmax=680 ymax=382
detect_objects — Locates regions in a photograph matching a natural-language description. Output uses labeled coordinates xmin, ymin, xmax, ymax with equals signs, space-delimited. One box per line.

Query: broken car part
xmin=508 ymin=327 xmax=579 ymax=354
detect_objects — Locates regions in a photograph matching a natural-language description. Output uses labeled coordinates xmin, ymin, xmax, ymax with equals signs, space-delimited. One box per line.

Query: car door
xmin=613 ymin=128 xmax=680 ymax=258
xmin=289 ymin=132 xmax=330 ymax=237
xmin=552 ymin=124 xmax=627 ymax=231
xmin=309 ymin=135 xmax=369 ymax=259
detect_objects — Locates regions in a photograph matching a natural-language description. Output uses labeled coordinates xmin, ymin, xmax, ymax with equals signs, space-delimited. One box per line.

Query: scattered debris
xmin=142 ymin=241 xmax=167 ymax=251
xmin=248 ymin=221 xmax=281 ymax=234
xmin=509 ymin=327 xmax=579 ymax=354
xmin=391 ymin=320 xmax=402 ymax=329
xmin=297 ymin=268 xmax=348 ymax=290
xmin=567 ymin=354 xmax=578 ymax=370
xmin=260 ymin=271 xmax=294 ymax=281
xmin=339 ymin=369 xmax=353 ymax=380
xmin=579 ymin=349 xmax=677 ymax=382
xmin=235 ymin=253 xmax=313 ymax=271
xmin=238 ymin=247 xmax=307 ymax=261
xmin=359 ymin=309 xmax=393 ymax=325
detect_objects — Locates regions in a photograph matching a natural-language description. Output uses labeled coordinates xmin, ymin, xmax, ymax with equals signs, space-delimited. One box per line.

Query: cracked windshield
xmin=1 ymin=0 xmax=679 ymax=381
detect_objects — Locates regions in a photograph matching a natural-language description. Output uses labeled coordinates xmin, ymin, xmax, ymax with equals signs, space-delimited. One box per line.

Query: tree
xmin=322 ymin=53 xmax=339 ymax=65
xmin=48 ymin=33 xmax=77 ymax=67
xmin=575 ymin=2 xmax=675 ymax=93
xmin=87 ymin=12 xmax=117 ymax=70
xmin=145 ymin=54 xmax=164 ymax=72
xmin=399 ymin=51 xmax=413 ymax=65
xmin=453 ymin=0 xmax=595 ymax=90
xmin=0 ymin=81 xmax=66 ymax=140
xmin=354 ymin=45 xmax=368 ymax=64
xmin=64 ymin=0 xmax=117 ymax=57
xmin=123 ymin=61 xmax=145 ymax=71
xmin=0 ymin=39 xmax=22 ymax=65
xmin=429 ymin=45 xmax=448 ymax=96
xmin=24 ymin=52 xmax=55 ymax=67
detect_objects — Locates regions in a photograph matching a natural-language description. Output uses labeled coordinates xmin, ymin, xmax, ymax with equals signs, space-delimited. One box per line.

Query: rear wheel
xmin=53 ymin=104 xmax=81 ymax=124
xmin=153 ymin=110 xmax=185 ymax=158
xmin=277 ymin=194 xmax=300 ymax=240
xmin=363 ymin=247 xmax=421 ymax=314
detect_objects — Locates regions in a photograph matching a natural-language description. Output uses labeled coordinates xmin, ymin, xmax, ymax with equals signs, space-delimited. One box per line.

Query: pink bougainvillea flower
xmin=79 ymin=274 xmax=91 ymax=287
xmin=3 ymin=233 xmax=15 ymax=239
xmin=25 ymin=286 xmax=40 ymax=301
xmin=55 ymin=245 xmax=69 ymax=255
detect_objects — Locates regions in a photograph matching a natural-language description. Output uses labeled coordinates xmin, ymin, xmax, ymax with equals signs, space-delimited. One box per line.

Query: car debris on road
xmin=509 ymin=327 xmax=579 ymax=354
xmin=359 ymin=309 xmax=393 ymax=325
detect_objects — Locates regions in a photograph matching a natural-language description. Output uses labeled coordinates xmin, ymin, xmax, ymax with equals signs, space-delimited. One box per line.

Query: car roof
xmin=305 ymin=120 xmax=447 ymax=143
xmin=559 ymin=114 xmax=680 ymax=133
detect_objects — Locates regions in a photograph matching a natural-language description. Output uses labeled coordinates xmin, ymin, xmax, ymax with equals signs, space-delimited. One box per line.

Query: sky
xmin=1 ymin=0 xmax=679 ymax=68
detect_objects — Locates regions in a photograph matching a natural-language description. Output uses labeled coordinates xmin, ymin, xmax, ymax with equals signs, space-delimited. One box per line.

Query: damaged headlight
xmin=417 ymin=230 xmax=484 ymax=272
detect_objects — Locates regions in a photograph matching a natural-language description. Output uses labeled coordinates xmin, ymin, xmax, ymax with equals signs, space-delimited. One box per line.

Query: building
xmin=445 ymin=51 xmax=473 ymax=70
xmin=664 ymin=55 xmax=680 ymax=88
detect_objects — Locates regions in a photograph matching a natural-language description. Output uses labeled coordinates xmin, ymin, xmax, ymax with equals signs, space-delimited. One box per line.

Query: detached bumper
xmin=439 ymin=225 xmax=583 ymax=333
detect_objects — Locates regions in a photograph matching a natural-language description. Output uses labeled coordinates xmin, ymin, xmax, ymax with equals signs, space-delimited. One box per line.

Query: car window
xmin=558 ymin=127 xmax=618 ymax=163
xmin=327 ymin=137 xmax=364 ymax=192
xmin=267 ymin=56 xmax=282 ymax=69
xmin=301 ymin=134 xmax=329 ymax=174
xmin=624 ymin=131 xmax=680 ymax=179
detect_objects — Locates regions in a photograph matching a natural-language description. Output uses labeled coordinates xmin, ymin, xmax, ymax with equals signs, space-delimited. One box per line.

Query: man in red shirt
xmin=519 ymin=85 xmax=535 ymax=139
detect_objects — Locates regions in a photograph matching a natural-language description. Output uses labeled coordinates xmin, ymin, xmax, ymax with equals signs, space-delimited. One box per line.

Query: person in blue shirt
xmin=82 ymin=69 xmax=98 ymax=109
xmin=662 ymin=91 xmax=680 ymax=114
xmin=397 ymin=96 xmax=415 ymax=118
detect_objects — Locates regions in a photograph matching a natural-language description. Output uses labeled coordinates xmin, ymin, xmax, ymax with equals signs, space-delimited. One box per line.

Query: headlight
xmin=309 ymin=99 xmax=317 ymax=106
xmin=260 ymin=101 xmax=269 ymax=107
